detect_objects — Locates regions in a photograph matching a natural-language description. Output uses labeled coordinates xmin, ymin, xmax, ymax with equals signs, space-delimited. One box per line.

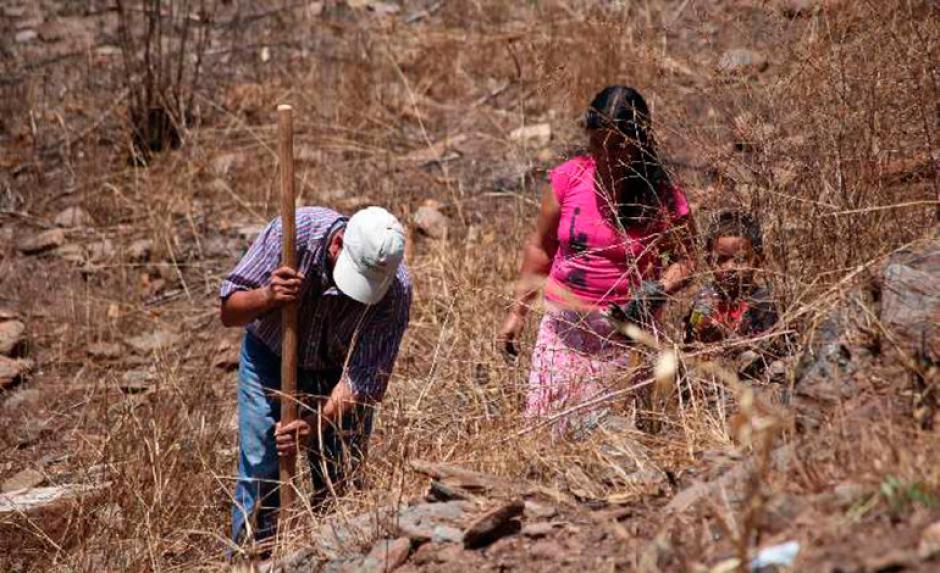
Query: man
xmin=220 ymin=205 xmax=411 ymax=547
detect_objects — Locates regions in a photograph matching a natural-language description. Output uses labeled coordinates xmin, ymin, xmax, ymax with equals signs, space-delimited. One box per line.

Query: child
xmin=685 ymin=211 xmax=778 ymax=347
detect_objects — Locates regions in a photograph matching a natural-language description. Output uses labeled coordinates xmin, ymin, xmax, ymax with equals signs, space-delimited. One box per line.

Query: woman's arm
xmin=513 ymin=185 xmax=561 ymax=315
xmin=499 ymin=185 xmax=561 ymax=353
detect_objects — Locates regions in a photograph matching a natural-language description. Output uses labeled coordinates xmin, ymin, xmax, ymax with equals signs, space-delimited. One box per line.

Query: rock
xmin=17 ymin=229 xmax=66 ymax=255
xmin=535 ymin=148 xmax=556 ymax=163
xmin=880 ymin=239 xmax=940 ymax=356
xmin=202 ymin=236 xmax=240 ymax=258
xmin=833 ymin=481 xmax=866 ymax=509
xmin=2 ymin=5 xmax=27 ymax=17
xmin=396 ymin=500 xmax=471 ymax=543
xmin=86 ymin=239 xmax=116 ymax=263
xmin=120 ymin=370 xmax=155 ymax=393
xmin=95 ymin=45 xmax=121 ymax=57
xmin=87 ymin=342 xmax=122 ymax=359
xmin=530 ymin=539 xmax=567 ymax=561
xmin=510 ymin=123 xmax=552 ymax=146
xmin=524 ymin=501 xmax=558 ymax=520
xmin=210 ymin=152 xmax=247 ymax=177
xmin=717 ymin=48 xmax=768 ymax=75
xmin=15 ymin=29 xmax=37 ymax=44
xmin=126 ymin=330 xmax=179 ymax=354
xmin=38 ymin=18 xmax=94 ymax=45
xmin=521 ymin=522 xmax=557 ymax=539
xmin=403 ymin=134 xmax=467 ymax=165
xmin=213 ymin=339 xmax=240 ymax=371
xmin=778 ymin=0 xmax=819 ymax=16
xmin=0 ymin=320 xmax=25 ymax=356
xmin=54 ymin=206 xmax=95 ymax=228
xmin=2 ymin=468 xmax=45 ymax=493
xmin=359 ymin=537 xmax=411 ymax=573
xmin=792 ymin=288 xmax=877 ymax=427
xmin=236 ymin=224 xmax=267 ymax=242
xmin=0 ymin=356 xmax=32 ymax=389
xmin=0 ymin=483 xmax=105 ymax=515
xmin=462 ymin=499 xmax=525 ymax=549
xmin=864 ymin=549 xmax=916 ymax=572
xmin=919 ymin=521 xmax=940 ymax=561
xmin=127 ymin=239 xmax=153 ymax=262
xmin=54 ymin=243 xmax=86 ymax=263
xmin=757 ymin=494 xmax=808 ymax=535
xmin=778 ymin=0 xmax=842 ymax=17
xmin=366 ymin=2 xmax=401 ymax=15
xmin=412 ymin=203 xmax=449 ymax=239
xmin=2 ymin=388 xmax=40 ymax=412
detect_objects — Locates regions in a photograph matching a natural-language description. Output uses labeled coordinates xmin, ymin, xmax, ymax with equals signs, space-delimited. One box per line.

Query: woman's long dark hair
xmin=585 ymin=85 xmax=673 ymax=226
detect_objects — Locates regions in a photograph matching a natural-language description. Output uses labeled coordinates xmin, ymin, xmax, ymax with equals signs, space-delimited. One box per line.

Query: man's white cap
xmin=333 ymin=207 xmax=406 ymax=305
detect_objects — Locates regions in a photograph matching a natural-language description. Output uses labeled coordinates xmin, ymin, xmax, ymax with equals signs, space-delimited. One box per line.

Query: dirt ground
xmin=1 ymin=0 xmax=938 ymax=571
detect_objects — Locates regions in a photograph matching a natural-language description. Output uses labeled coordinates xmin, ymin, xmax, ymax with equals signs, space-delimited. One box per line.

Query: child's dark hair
xmin=585 ymin=85 xmax=673 ymax=225
xmin=705 ymin=210 xmax=764 ymax=256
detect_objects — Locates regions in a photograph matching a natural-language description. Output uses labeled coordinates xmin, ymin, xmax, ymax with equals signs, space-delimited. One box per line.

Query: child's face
xmin=711 ymin=235 xmax=757 ymax=295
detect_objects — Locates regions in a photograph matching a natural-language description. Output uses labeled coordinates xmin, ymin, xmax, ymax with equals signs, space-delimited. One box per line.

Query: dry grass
xmin=0 ymin=0 xmax=938 ymax=570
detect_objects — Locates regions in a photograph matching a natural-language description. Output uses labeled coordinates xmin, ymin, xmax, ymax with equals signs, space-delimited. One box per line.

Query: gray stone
xmin=203 ymin=236 xmax=240 ymax=258
xmin=522 ymin=522 xmax=557 ymax=539
xmin=120 ymin=370 xmax=155 ymax=393
xmin=359 ymin=537 xmax=411 ymax=573
xmin=524 ymin=501 xmax=558 ymax=520
xmin=718 ymin=48 xmax=768 ymax=75
xmin=509 ymin=123 xmax=552 ymax=146
xmin=86 ymin=239 xmax=116 ymax=263
xmin=127 ymin=239 xmax=153 ymax=262
xmin=0 ymin=356 xmax=32 ymax=389
xmin=15 ymin=29 xmax=37 ymax=44
xmin=87 ymin=342 xmax=122 ymax=359
xmin=54 ymin=243 xmax=86 ymax=263
xmin=17 ymin=229 xmax=66 ymax=254
xmin=236 ymin=224 xmax=267 ymax=242
xmin=792 ymin=291 xmax=876 ymax=426
xmin=0 ymin=483 xmax=105 ymax=515
xmin=880 ymin=239 xmax=940 ymax=356
xmin=210 ymin=152 xmax=246 ymax=177
xmin=2 ymin=468 xmax=45 ymax=493
xmin=919 ymin=521 xmax=940 ymax=561
xmin=126 ymin=330 xmax=179 ymax=354
xmin=54 ymin=206 xmax=95 ymax=228
xmin=412 ymin=204 xmax=449 ymax=239
xmin=0 ymin=320 xmax=25 ymax=356
xmin=2 ymin=388 xmax=40 ymax=412
xmin=462 ymin=500 xmax=524 ymax=548
xmin=95 ymin=45 xmax=121 ymax=57
xmin=396 ymin=500 xmax=471 ymax=542
xmin=833 ymin=481 xmax=867 ymax=509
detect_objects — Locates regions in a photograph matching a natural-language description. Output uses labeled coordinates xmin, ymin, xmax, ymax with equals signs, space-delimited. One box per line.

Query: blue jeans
xmin=231 ymin=332 xmax=372 ymax=545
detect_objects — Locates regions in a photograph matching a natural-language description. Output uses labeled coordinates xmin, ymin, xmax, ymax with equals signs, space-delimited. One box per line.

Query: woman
xmin=499 ymin=85 xmax=695 ymax=431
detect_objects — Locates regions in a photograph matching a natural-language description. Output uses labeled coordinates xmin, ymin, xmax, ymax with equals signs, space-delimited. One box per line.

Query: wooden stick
xmin=277 ymin=104 xmax=298 ymax=530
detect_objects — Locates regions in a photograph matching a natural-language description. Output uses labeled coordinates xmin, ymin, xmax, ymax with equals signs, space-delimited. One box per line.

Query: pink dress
xmin=525 ymin=156 xmax=691 ymax=430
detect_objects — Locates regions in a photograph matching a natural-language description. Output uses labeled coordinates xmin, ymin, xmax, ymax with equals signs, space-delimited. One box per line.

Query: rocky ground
xmin=1 ymin=0 xmax=938 ymax=571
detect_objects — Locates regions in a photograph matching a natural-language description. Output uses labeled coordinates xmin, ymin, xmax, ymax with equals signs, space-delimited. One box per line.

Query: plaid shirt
xmin=220 ymin=207 xmax=412 ymax=401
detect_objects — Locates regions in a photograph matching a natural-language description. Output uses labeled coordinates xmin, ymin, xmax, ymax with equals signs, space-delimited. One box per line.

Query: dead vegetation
xmin=0 ymin=0 xmax=938 ymax=571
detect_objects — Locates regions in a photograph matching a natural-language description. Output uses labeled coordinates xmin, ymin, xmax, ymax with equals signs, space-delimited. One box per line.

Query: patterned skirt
xmin=525 ymin=306 xmax=639 ymax=432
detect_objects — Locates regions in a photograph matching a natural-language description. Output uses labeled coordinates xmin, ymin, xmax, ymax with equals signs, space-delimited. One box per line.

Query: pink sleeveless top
xmin=545 ymin=155 xmax=690 ymax=308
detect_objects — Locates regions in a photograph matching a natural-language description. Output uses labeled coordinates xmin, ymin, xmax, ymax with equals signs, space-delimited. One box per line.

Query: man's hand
xmin=274 ymin=418 xmax=311 ymax=456
xmin=266 ymin=266 xmax=304 ymax=308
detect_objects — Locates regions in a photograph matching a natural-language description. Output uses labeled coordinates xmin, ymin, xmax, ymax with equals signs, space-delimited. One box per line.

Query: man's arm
xmin=220 ymin=266 xmax=304 ymax=327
